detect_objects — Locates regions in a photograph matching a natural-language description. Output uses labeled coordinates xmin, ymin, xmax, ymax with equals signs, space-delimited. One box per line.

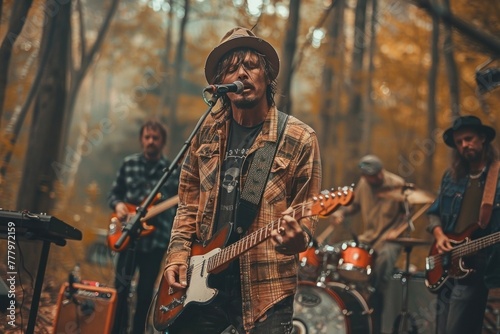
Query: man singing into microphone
xmin=162 ymin=27 xmax=321 ymax=333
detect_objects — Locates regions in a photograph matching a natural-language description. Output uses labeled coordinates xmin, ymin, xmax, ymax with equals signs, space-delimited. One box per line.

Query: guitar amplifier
xmin=382 ymin=272 xmax=437 ymax=334
xmin=53 ymin=282 xmax=117 ymax=334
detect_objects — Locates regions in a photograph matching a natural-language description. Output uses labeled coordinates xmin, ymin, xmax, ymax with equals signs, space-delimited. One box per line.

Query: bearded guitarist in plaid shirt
xmin=108 ymin=120 xmax=179 ymax=334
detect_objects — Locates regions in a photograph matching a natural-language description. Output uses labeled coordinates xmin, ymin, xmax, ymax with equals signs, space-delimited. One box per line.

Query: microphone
xmin=204 ymin=81 xmax=244 ymax=94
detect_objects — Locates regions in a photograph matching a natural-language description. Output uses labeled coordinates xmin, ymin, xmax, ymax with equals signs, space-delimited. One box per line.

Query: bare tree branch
xmin=413 ymin=0 xmax=500 ymax=56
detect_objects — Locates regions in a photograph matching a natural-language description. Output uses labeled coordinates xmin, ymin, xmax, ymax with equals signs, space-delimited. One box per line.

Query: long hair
xmin=211 ymin=48 xmax=278 ymax=113
xmin=450 ymin=134 xmax=499 ymax=180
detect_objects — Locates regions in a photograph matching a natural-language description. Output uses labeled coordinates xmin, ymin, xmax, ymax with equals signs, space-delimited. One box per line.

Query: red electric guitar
xmin=152 ymin=186 xmax=354 ymax=331
xmin=425 ymin=223 xmax=500 ymax=293
xmin=107 ymin=195 xmax=179 ymax=252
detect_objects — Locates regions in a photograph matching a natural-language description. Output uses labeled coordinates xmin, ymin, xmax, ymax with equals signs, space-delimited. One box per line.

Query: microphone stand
xmin=112 ymin=90 xmax=221 ymax=333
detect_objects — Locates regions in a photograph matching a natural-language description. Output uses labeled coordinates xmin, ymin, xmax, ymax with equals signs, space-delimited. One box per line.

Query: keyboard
xmin=0 ymin=209 xmax=82 ymax=245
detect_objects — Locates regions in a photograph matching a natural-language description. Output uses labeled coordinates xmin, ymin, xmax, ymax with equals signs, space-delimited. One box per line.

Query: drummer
xmin=331 ymin=154 xmax=407 ymax=334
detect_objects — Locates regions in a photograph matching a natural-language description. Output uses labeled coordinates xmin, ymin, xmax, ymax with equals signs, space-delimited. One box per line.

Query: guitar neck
xmin=207 ymin=204 xmax=311 ymax=273
xmin=453 ymin=231 xmax=500 ymax=258
xmin=141 ymin=195 xmax=179 ymax=221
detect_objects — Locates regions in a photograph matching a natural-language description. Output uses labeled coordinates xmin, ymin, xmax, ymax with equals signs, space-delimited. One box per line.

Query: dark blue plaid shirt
xmin=108 ymin=153 xmax=179 ymax=252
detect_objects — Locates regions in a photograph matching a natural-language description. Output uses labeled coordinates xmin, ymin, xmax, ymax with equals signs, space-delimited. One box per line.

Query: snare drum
xmin=338 ymin=240 xmax=374 ymax=282
xmin=293 ymin=281 xmax=372 ymax=334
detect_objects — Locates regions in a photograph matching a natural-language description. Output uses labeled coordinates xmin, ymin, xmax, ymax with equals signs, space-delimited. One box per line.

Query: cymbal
xmin=386 ymin=237 xmax=431 ymax=247
xmin=377 ymin=186 xmax=435 ymax=204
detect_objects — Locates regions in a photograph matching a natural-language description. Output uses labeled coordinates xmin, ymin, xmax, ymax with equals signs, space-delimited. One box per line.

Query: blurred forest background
xmin=0 ymin=0 xmax=500 ymax=332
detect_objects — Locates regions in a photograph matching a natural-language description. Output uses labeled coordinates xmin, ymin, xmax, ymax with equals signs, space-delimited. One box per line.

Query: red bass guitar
xmin=425 ymin=223 xmax=500 ymax=293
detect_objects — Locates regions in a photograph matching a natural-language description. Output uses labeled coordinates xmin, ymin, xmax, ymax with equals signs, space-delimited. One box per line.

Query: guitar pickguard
xmin=183 ymin=248 xmax=220 ymax=305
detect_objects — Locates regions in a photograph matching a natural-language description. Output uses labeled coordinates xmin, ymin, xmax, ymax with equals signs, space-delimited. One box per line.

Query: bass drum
xmin=293 ymin=281 xmax=372 ymax=334
xmin=293 ymin=281 xmax=348 ymax=334
xmin=326 ymin=282 xmax=372 ymax=334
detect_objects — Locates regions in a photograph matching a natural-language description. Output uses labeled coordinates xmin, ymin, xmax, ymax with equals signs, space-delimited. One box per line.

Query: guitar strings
xmin=189 ymin=200 xmax=315 ymax=276
xmin=428 ymin=233 xmax=500 ymax=266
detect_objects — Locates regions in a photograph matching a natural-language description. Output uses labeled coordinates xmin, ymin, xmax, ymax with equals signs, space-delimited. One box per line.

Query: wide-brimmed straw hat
xmin=204 ymin=27 xmax=280 ymax=84
xmin=443 ymin=115 xmax=496 ymax=147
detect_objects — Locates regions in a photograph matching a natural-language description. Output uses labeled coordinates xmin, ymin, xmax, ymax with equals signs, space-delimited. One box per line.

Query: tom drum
xmin=338 ymin=240 xmax=374 ymax=282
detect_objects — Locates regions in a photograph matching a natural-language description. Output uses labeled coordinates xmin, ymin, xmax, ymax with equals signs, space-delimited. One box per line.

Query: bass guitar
xmin=107 ymin=195 xmax=179 ymax=252
xmin=152 ymin=187 xmax=354 ymax=331
xmin=425 ymin=223 xmax=500 ymax=293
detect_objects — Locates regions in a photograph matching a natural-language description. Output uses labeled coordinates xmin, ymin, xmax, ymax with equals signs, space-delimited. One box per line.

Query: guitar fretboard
xmin=452 ymin=231 xmax=500 ymax=259
xmin=207 ymin=203 xmax=310 ymax=273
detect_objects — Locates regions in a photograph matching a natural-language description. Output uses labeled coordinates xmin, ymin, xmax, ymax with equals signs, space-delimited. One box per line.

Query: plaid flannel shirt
xmin=165 ymin=107 xmax=322 ymax=331
xmin=108 ymin=153 xmax=178 ymax=252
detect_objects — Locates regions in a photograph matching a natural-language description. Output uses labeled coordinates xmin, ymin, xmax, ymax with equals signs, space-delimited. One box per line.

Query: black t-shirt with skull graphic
xmin=210 ymin=119 xmax=262 ymax=295
xmin=216 ymin=119 xmax=263 ymax=241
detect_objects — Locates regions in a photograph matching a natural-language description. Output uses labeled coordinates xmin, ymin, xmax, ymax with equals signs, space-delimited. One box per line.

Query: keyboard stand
xmin=0 ymin=210 xmax=81 ymax=334
xmin=26 ymin=236 xmax=66 ymax=334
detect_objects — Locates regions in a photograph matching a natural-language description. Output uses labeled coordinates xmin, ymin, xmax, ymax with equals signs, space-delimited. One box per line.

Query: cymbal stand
xmin=393 ymin=194 xmax=418 ymax=334
xmin=392 ymin=244 xmax=418 ymax=334
xmin=402 ymin=190 xmax=415 ymax=236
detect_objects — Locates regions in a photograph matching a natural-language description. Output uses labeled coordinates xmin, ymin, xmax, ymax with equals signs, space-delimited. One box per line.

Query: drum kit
xmin=292 ymin=184 xmax=435 ymax=334
xmin=294 ymin=238 xmax=375 ymax=334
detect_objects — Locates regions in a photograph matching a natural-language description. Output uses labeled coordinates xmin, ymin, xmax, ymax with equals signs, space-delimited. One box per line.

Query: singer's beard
xmin=233 ymin=97 xmax=259 ymax=109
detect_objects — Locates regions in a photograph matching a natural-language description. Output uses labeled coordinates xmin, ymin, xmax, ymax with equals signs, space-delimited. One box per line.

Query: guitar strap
xmin=478 ymin=160 xmax=500 ymax=229
xmin=235 ymin=111 xmax=288 ymax=234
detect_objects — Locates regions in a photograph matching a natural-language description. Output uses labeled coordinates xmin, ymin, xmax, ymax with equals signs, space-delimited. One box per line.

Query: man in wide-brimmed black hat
xmin=427 ymin=115 xmax=500 ymax=334
xmin=162 ymin=27 xmax=321 ymax=333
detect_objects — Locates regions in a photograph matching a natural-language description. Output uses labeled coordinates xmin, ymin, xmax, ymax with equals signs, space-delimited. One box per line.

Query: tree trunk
xmin=345 ymin=0 xmax=368 ymax=182
xmin=361 ymin=0 xmax=377 ymax=155
xmin=167 ymin=0 xmax=190 ymax=154
xmin=0 ymin=6 xmax=56 ymax=187
xmin=276 ymin=0 xmax=300 ymax=114
xmin=15 ymin=0 xmax=71 ymax=276
xmin=56 ymin=0 xmax=119 ymax=207
xmin=442 ymin=0 xmax=460 ymax=118
xmin=320 ymin=0 xmax=346 ymax=188
xmin=157 ymin=0 xmax=175 ymax=118
xmin=425 ymin=9 xmax=440 ymax=187
xmin=0 ymin=1 xmax=34 ymax=127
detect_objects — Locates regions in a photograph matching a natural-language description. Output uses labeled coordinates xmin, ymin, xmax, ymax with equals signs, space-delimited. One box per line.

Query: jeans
xmin=435 ymin=276 xmax=488 ymax=334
